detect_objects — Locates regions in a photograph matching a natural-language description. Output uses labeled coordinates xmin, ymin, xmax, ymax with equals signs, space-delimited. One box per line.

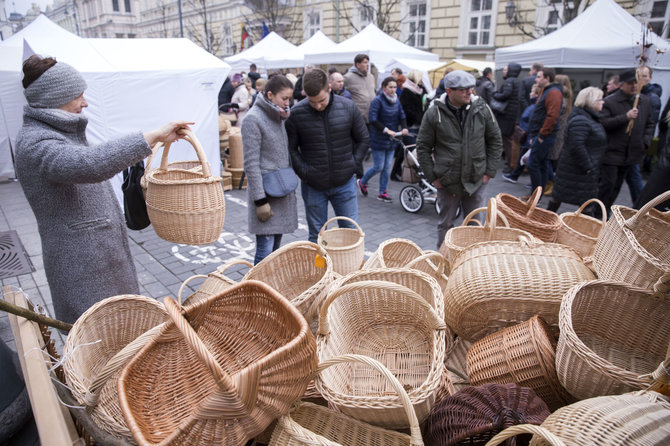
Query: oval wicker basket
xmin=555 ymin=198 xmax=607 ymax=259
xmin=317 ymin=216 xmax=365 ymax=276
xmin=592 ymin=190 xmax=670 ymax=291
xmin=555 ymin=280 xmax=670 ymax=400
xmin=145 ymin=129 xmax=225 ymax=245
xmin=63 ymin=294 xmax=167 ymax=442
xmin=444 ymin=238 xmax=595 ymax=342
xmin=316 ymin=280 xmax=447 ymax=429
xmin=177 ymin=258 xmax=253 ymax=307
xmin=496 ymin=187 xmax=561 ymax=242
xmin=466 ymin=315 xmax=572 ymax=411
xmin=118 ymin=281 xmax=317 ymax=446
xmin=363 ymin=238 xmax=423 ymax=269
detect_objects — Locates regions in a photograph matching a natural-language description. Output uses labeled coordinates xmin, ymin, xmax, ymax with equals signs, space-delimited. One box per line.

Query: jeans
xmin=528 ymin=134 xmax=556 ymax=192
xmin=361 ymin=149 xmax=395 ymax=195
xmin=301 ymin=176 xmax=358 ymax=243
xmin=436 ymin=183 xmax=487 ymax=250
xmin=625 ymin=164 xmax=644 ymax=204
xmin=254 ymin=234 xmax=282 ymax=265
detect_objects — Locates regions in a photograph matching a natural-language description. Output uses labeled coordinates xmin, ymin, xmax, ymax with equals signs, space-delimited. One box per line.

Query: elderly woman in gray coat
xmin=242 ymin=75 xmax=298 ymax=264
xmin=15 ymin=55 xmax=192 ymax=324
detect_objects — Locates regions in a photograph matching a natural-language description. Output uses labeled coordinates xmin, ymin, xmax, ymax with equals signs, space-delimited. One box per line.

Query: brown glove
xmin=256 ymin=203 xmax=273 ymax=222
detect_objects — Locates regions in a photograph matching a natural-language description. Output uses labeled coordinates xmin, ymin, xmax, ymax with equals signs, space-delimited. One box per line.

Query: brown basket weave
xmin=363 ymin=238 xmax=423 ymax=269
xmin=440 ymin=198 xmax=535 ymax=266
xmin=444 ymin=238 xmax=595 ymax=342
xmin=466 ymin=315 xmax=572 ymax=411
xmin=316 ymin=280 xmax=448 ymax=429
xmin=243 ymin=241 xmax=334 ymax=333
xmin=423 ymin=383 xmax=551 ymax=446
xmin=63 ymin=294 xmax=167 ymax=442
xmin=145 ymin=129 xmax=225 ymax=245
xmin=118 ymin=281 xmax=317 ymax=446
xmin=556 ymin=198 xmax=607 ymax=259
xmin=592 ymin=190 xmax=670 ymax=291
xmin=496 ymin=187 xmax=561 ymax=242
xmin=318 ymin=216 xmax=365 ymax=275
xmin=177 ymin=258 xmax=253 ymax=307
xmin=555 ymin=279 xmax=670 ymax=401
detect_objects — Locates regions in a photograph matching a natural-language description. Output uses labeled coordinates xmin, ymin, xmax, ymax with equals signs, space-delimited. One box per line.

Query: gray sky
xmin=7 ymin=0 xmax=53 ymax=16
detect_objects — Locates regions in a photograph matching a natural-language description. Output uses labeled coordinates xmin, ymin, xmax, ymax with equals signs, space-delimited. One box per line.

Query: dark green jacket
xmin=416 ymin=95 xmax=502 ymax=195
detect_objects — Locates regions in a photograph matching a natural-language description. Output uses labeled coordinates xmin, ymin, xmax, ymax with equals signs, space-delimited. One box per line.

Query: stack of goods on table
xmin=57 ymin=189 xmax=669 ymax=445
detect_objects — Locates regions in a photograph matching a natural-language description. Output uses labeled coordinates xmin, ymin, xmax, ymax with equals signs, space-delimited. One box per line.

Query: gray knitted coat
xmin=242 ymin=96 xmax=298 ymax=235
xmin=15 ymin=106 xmax=152 ymax=324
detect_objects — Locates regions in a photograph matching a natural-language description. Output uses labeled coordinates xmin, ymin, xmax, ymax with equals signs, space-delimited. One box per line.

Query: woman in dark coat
xmin=492 ymin=63 xmax=522 ymax=165
xmin=547 ymin=87 xmax=607 ymax=213
xmin=392 ymin=69 xmax=426 ymax=180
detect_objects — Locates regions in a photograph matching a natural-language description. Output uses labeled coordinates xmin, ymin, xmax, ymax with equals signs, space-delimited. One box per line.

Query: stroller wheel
xmin=400 ymin=185 xmax=424 ymax=213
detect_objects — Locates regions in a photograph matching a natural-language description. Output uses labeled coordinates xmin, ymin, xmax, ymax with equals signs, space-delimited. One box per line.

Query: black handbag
xmin=122 ymin=161 xmax=151 ymax=230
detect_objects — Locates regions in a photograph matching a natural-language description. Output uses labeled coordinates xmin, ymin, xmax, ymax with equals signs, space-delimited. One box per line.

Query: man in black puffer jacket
xmin=286 ymin=68 xmax=369 ymax=242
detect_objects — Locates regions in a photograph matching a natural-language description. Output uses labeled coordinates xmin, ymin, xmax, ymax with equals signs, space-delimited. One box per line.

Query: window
xmin=536 ymin=0 xmax=574 ymax=35
xmin=407 ymin=1 xmax=427 ymax=48
xmin=467 ymin=0 xmax=493 ymax=45
xmin=222 ymin=23 xmax=234 ymax=55
xmin=356 ymin=2 xmax=375 ymax=29
xmin=112 ymin=0 xmax=119 ymax=12
xmin=303 ymin=9 xmax=321 ymax=40
xmin=124 ymin=0 xmax=131 ymax=12
xmin=648 ymin=1 xmax=670 ymax=38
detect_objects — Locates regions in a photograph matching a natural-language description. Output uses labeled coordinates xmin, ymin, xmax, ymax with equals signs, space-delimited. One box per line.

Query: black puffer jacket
xmin=286 ymin=92 xmax=369 ymax=190
xmin=553 ymin=107 xmax=607 ymax=206
xmin=492 ymin=63 xmax=521 ymax=136
xmin=601 ymin=89 xmax=654 ymax=166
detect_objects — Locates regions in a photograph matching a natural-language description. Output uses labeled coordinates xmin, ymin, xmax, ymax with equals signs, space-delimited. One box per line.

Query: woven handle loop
xmin=461 ymin=208 xmax=485 ymax=227
xmin=315 ymin=354 xmax=424 ymax=446
xmin=140 ymin=141 xmax=163 ymax=190
xmin=575 ymin=198 xmax=607 ymax=227
xmin=215 ymin=258 xmax=253 ymax=275
xmin=318 ymin=280 xmax=446 ymax=336
xmin=157 ymin=129 xmax=212 ymax=178
xmin=625 ymin=189 xmax=670 ymax=231
xmin=525 ymin=187 xmax=543 ymax=217
xmin=318 ymin=216 xmax=365 ymax=239
xmin=163 ymin=296 xmax=259 ymax=417
xmin=177 ymin=275 xmax=208 ymax=304
xmin=484 ymin=424 xmax=566 ymax=446
xmin=405 ymin=250 xmax=449 ymax=277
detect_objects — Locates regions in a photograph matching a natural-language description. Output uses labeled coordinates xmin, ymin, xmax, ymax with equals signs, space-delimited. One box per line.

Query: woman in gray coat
xmin=15 ymin=55 xmax=192 ymax=324
xmin=242 ymin=75 xmax=298 ymax=264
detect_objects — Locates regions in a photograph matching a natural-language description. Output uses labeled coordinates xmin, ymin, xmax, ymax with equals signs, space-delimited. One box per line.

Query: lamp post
xmin=505 ymin=0 xmax=518 ymax=27
xmin=177 ymin=0 xmax=183 ymax=37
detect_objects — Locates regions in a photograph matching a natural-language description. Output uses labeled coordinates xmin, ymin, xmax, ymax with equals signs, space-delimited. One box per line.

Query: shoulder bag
xmin=122 ymin=161 xmax=151 ymax=230
xmin=490 ymin=97 xmax=508 ymax=114
xmin=262 ymin=166 xmax=298 ymax=198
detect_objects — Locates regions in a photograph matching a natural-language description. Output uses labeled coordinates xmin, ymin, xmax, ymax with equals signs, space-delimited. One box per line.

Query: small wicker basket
xmin=177 ymin=258 xmax=253 ymax=307
xmin=145 ymin=129 xmax=225 ymax=245
xmin=496 ymin=187 xmax=561 ymax=242
xmin=317 ymin=216 xmax=365 ymax=275
xmin=555 ymin=198 xmax=607 ymax=259
xmin=363 ymin=238 xmax=423 ymax=269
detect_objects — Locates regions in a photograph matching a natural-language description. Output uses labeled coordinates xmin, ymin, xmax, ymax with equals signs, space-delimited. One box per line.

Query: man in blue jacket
xmin=286 ymin=69 xmax=369 ymax=242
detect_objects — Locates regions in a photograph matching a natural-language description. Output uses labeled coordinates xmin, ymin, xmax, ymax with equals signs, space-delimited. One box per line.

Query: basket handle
xmin=625 ymin=190 xmax=670 ymax=231
xmin=405 ymin=250 xmax=449 ymax=277
xmin=484 ymin=424 xmax=566 ymax=446
xmin=460 ymin=208 xmax=485 ymax=227
xmin=140 ymin=141 xmax=163 ymax=190
xmin=317 ymin=280 xmax=446 ymax=337
xmin=525 ymin=187 xmax=543 ymax=217
xmin=574 ymin=198 xmax=607 ymax=227
xmin=157 ymin=129 xmax=212 ymax=178
xmin=178 ymin=259 xmax=253 ymax=304
xmin=177 ymin=275 xmax=208 ymax=304
xmin=318 ymin=216 xmax=365 ymax=239
xmin=163 ymin=296 xmax=259 ymax=417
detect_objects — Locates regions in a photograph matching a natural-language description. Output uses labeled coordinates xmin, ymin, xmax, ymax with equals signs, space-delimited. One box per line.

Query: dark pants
xmin=634 ymin=165 xmax=670 ymax=210
xmin=528 ymin=134 xmax=556 ymax=192
xmin=597 ymin=164 xmax=630 ymax=216
xmin=254 ymin=234 xmax=282 ymax=265
xmin=625 ymin=164 xmax=644 ymax=204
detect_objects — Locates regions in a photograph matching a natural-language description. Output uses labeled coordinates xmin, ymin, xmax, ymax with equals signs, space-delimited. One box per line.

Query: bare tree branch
xmin=184 ymin=0 xmax=222 ymax=55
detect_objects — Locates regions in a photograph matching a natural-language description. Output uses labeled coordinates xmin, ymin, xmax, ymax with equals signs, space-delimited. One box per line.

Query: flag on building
xmin=262 ymin=21 xmax=270 ymax=38
xmin=241 ymin=24 xmax=249 ymax=50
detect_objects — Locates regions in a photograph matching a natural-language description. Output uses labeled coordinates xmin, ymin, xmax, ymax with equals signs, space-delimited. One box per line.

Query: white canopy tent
xmin=0 ymin=15 xmax=229 ymax=197
xmin=264 ymin=30 xmax=336 ymax=69
xmin=224 ymin=32 xmax=303 ymax=72
xmin=379 ymin=58 xmax=446 ymax=93
xmin=304 ymin=24 xmax=439 ymax=71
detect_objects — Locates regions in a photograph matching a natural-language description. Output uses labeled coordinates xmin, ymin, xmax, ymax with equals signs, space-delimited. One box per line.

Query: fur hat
xmin=24 ymin=61 xmax=87 ymax=108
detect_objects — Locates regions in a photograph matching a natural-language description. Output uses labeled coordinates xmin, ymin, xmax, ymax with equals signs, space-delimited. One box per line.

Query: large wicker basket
xmin=270 ymin=354 xmax=425 ymax=446
xmin=118 ymin=281 xmax=317 ymax=446
xmin=496 ymin=187 xmax=561 ymax=242
xmin=316 ymin=280 xmax=447 ymax=429
xmin=318 ymin=216 xmax=365 ymax=275
xmin=145 ymin=129 xmax=225 ymax=245
xmin=556 ymin=198 xmax=607 ymax=259
xmin=592 ymin=190 xmax=670 ymax=291
xmin=363 ymin=238 xmax=423 ymax=269
xmin=444 ymin=238 xmax=595 ymax=342
xmin=178 ymin=258 xmax=253 ymax=307
xmin=63 ymin=294 xmax=167 ymax=442
xmin=243 ymin=241 xmax=334 ymax=333
xmin=404 ymin=251 xmax=450 ymax=293
xmin=466 ymin=315 xmax=572 ymax=411
xmin=555 ymin=280 xmax=670 ymax=400
xmin=440 ymin=198 xmax=535 ymax=266
xmin=423 ymin=383 xmax=551 ymax=446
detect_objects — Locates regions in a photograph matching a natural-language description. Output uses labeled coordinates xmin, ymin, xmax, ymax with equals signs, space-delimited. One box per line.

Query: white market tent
xmin=0 ymin=15 xmax=229 ymax=191
xmin=264 ymin=30 xmax=336 ymax=70
xmin=224 ymin=32 xmax=302 ymax=72
xmin=380 ymin=58 xmax=446 ymax=93
xmin=304 ymin=24 xmax=439 ymax=71
xmin=298 ymin=30 xmax=336 ymax=53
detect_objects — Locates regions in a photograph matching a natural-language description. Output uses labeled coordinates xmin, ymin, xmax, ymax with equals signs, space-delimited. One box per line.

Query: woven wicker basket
xmin=592 ymin=190 xmax=670 ymax=291
xmin=444 ymin=238 xmax=595 ymax=342
xmin=318 ymin=216 xmax=365 ymax=276
xmin=424 ymin=383 xmax=551 ymax=446
xmin=496 ymin=187 xmax=561 ymax=242
xmin=555 ymin=198 xmax=607 ymax=259
xmin=404 ymin=251 xmax=450 ymax=293
xmin=316 ymin=280 xmax=447 ymax=429
xmin=140 ymin=142 xmax=203 ymax=193
xmin=177 ymin=258 xmax=253 ymax=307
xmin=529 ymin=391 xmax=670 ymax=446
xmin=270 ymin=354 xmax=425 ymax=446
xmin=445 ymin=337 xmax=472 ymax=392
xmin=555 ymin=280 xmax=670 ymax=401
xmin=145 ymin=129 xmax=225 ymax=245
xmin=440 ymin=198 xmax=535 ymax=266
xmin=363 ymin=238 xmax=423 ymax=269
xmin=466 ymin=315 xmax=572 ymax=411
xmin=486 ymin=424 xmax=566 ymax=446
xmin=118 ymin=281 xmax=317 ymax=446
xmin=63 ymin=295 xmax=167 ymax=442
xmin=243 ymin=241 xmax=334 ymax=333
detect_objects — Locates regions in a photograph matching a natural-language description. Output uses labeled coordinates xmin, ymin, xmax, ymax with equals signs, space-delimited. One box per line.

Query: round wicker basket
xmin=496 ymin=187 xmax=561 ymax=242
xmin=556 ymin=198 xmax=607 ymax=259
xmin=317 ymin=216 xmax=365 ymax=276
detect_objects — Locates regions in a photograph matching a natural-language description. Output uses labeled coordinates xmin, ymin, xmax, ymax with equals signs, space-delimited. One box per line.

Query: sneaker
xmin=377 ymin=192 xmax=392 ymax=203
xmin=502 ymin=173 xmax=518 ymax=184
xmin=357 ymin=179 xmax=368 ymax=196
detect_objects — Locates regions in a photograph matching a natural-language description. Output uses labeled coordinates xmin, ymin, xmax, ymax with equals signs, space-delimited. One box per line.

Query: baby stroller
xmin=398 ymin=140 xmax=441 ymax=214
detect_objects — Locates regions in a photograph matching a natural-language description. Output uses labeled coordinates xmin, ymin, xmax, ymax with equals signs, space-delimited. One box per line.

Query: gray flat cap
xmin=444 ymin=70 xmax=476 ymax=89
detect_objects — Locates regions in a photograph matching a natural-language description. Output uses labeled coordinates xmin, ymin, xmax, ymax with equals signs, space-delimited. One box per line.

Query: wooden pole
xmin=0 ymin=298 xmax=72 ymax=332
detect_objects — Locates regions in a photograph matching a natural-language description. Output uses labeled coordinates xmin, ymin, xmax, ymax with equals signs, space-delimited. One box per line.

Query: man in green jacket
xmin=417 ymin=70 xmax=502 ymax=249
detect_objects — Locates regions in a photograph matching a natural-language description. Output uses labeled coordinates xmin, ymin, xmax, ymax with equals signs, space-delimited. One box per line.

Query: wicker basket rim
xmin=611 ymin=205 xmax=670 ymax=272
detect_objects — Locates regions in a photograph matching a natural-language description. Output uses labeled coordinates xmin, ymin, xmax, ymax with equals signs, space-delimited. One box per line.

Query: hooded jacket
xmin=344 ymin=67 xmax=377 ymax=123
xmin=491 ymin=62 xmax=522 ymax=136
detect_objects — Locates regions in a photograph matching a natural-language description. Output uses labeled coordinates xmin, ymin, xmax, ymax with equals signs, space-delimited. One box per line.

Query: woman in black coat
xmin=547 ymin=87 xmax=607 ymax=214
xmin=492 ymin=63 xmax=521 ymax=166
xmin=392 ymin=69 xmax=426 ymax=180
